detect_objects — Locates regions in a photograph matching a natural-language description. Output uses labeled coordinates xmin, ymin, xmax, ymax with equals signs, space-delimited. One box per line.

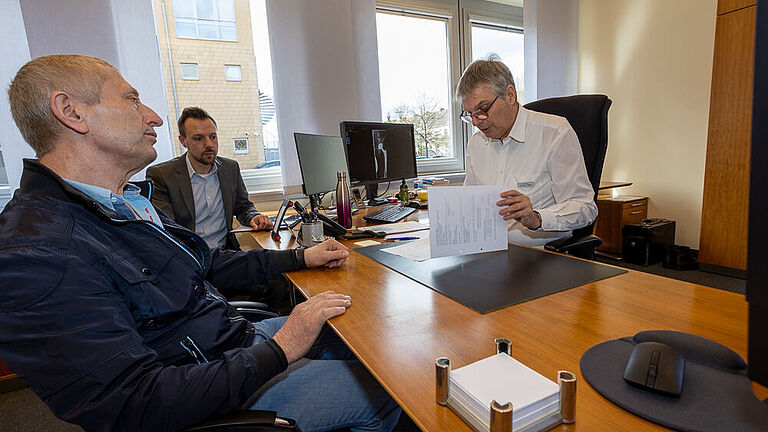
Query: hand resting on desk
xmin=272 ymin=240 xmax=350 ymax=363
xmin=249 ymin=214 xmax=274 ymax=230
xmin=273 ymin=291 xmax=351 ymax=363
xmin=305 ymin=239 xmax=349 ymax=268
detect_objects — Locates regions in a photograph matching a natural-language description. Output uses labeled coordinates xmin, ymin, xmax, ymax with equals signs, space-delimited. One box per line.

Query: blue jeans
xmin=248 ymin=317 xmax=401 ymax=432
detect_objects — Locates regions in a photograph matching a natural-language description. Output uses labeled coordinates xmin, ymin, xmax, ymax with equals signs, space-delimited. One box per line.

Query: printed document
xmin=428 ymin=185 xmax=507 ymax=258
xmin=364 ymin=220 xmax=428 ymax=235
xmin=381 ymin=237 xmax=431 ymax=262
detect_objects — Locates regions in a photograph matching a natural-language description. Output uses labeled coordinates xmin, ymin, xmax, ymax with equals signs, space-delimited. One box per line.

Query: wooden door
xmin=699 ymin=1 xmax=756 ymax=274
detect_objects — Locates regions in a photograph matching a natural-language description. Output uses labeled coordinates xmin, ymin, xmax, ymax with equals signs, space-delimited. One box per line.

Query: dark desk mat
xmin=581 ymin=331 xmax=768 ymax=431
xmin=355 ymin=243 xmax=626 ymax=313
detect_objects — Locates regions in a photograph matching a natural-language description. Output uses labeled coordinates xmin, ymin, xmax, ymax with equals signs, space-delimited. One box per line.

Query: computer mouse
xmin=623 ymin=341 xmax=685 ymax=397
xmin=405 ymin=201 xmax=421 ymax=208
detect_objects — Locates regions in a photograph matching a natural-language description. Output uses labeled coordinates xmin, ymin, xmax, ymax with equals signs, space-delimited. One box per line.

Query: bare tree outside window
xmin=386 ymin=94 xmax=449 ymax=158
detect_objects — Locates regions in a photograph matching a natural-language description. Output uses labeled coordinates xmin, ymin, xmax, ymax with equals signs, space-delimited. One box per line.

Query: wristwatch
xmin=533 ymin=211 xmax=543 ymax=230
xmin=294 ymin=247 xmax=307 ymax=268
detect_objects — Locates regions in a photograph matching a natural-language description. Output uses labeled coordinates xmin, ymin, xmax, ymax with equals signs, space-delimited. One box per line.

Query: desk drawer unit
xmin=623 ymin=200 xmax=647 ymax=224
xmin=595 ymin=196 xmax=649 ymax=255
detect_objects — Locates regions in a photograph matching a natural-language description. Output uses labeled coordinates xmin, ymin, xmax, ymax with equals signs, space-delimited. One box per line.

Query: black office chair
xmin=523 ymin=94 xmax=612 ymax=260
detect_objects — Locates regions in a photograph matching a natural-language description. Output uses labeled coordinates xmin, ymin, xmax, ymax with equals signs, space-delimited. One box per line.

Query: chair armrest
xmin=185 ymin=409 xmax=296 ymax=431
xmin=229 ymin=300 xmax=271 ymax=310
xmin=229 ymin=301 xmax=280 ymax=321
xmin=544 ymin=234 xmax=602 ymax=254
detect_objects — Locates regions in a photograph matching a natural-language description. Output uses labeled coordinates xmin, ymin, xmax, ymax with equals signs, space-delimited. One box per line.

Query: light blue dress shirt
xmin=64 ymin=179 xmax=164 ymax=228
xmin=185 ymin=154 xmax=228 ymax=249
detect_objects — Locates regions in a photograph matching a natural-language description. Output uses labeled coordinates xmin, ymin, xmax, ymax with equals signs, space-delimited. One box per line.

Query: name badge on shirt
xmin=517 ymin=181 xmax=535 ymax=189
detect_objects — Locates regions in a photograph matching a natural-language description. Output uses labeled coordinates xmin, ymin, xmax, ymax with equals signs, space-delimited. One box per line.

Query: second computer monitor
xmin=339 ymin=121 xmax=417 ymax=185
xmin=294 ymin=132 xmax=349 ymax=201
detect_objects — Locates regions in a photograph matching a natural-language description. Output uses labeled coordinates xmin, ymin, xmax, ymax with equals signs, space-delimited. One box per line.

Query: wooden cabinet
xmin=717 ymin=0 xmax=755 ymax=15
xmin=699 ymin=0 xmax=755 ymax=275
xmin=595 ymin=196 xmax=648 ymax=255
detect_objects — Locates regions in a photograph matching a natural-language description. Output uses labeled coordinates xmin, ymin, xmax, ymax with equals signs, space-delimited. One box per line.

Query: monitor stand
xmin=365 ymin=183 xmax=387 ymax=206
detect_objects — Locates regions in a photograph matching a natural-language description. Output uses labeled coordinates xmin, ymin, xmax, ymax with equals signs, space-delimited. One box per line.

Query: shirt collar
xmin=481 ymin=105 xmax=528 ymax=145
xmin=185 ymin=153 xmax=218 ymax=179
xmin=62 ymin=179 xmax=141 ymax=211
xmin=508 ymin=105 xmax=527 ymax=143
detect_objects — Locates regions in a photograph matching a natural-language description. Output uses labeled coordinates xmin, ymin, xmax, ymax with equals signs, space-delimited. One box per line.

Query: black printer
xmin=622 ymin=218 xmax=676 ymax=266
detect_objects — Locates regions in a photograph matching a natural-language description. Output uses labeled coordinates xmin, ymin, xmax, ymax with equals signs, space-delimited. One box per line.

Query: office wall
xmin=266 ymin=0 xmax=381 ymax=192
xmin=578 ymin=0 xmax=717 ymax=248
xmin=524 ymin=0 xmax=579 ymax=101
xmin=0 ymin=0 xmax=174 ymax=192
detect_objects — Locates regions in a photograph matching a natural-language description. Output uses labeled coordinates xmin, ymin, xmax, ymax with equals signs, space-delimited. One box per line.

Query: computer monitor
xmin=339 ymin=121 xmax=418 ymax=205
xmin=747 ymin=0 xmax=768 ymax=388
xmin=293 ymin=132 xmax=349 ymax=211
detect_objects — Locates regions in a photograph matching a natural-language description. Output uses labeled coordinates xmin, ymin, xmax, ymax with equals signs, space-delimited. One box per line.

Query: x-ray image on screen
xmin=340 ymin=121 xmax=417 ymax=185
xmin=372 ymin=129 xmax=388 ymax=179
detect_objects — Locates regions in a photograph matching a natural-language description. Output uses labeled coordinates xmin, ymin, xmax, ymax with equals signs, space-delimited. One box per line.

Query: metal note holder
xmin=557 ymin=370 xmax=577 ymax=424
xmin=435 ymin=338 xmax=577 ymax=432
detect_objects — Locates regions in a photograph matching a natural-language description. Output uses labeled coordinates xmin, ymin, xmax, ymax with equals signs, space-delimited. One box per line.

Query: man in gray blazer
xmin=147 ymin=107 xmax=272 ymax=251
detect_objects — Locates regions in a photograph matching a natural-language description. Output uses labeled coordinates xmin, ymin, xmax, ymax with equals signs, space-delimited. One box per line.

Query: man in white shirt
xmin=457 ymin=57 xmax=597 ymax=246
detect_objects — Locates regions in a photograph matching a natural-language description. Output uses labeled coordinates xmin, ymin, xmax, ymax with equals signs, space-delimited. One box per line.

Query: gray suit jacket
xmin=146 ymin=154 xmax=260 ymax=250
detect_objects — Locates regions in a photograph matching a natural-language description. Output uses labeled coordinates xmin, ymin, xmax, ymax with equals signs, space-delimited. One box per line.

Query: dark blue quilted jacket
xmin=0 ymin=160 xmax=298 ymax=431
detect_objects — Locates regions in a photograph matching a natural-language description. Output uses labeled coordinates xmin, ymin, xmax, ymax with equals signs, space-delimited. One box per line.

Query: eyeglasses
xmin=460 ymin=95 xmax=500 ymax=124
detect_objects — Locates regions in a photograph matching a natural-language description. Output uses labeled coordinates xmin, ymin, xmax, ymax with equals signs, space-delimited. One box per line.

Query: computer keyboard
xmin=363 ymin=205 xmax=416 ymax=223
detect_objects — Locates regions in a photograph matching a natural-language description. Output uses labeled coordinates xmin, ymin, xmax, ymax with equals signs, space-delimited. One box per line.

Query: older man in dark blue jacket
xmin=0 ymin=55 xmax=400 ymax=432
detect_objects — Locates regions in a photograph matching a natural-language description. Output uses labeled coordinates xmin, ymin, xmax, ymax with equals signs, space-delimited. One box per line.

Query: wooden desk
xmin=598 ymin=181 xmax=633 ymax=191
xmin=252 ymin=209 xmax=765 ymax=431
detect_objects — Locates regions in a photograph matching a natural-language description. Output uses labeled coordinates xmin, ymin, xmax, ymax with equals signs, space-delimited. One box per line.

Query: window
xmin=174 ymin=0 xmax=237 ymax=41
xmin=377 ymin=10 xmax=455 ymax=162
xmin=233 ymin=138 xmax=249 ymax=154
xmin=225 ymin=64 xmax=242 ymax=81
xmin=376 ymin=1 xmax=523 ymax=175
xmin=180 ymin=63 xmax=199 ymax=80
xmin=154 ymin=0 xmax=281 ymax=193
xmin=470 ymin=23 xmax=524 ymax=102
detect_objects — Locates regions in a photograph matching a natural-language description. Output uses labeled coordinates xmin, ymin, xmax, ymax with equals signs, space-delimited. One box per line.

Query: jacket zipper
xmin=99 ymin=210 xmax=205 ymax=272
xmin=179 ymin=336 xmax=208 ymax=365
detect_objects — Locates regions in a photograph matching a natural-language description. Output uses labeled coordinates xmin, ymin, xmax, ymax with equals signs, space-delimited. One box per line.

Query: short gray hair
xmin=8 ymin=55 xmax=114 ymax=157
xmin=455 ymin=54 xmax=515 ymax=101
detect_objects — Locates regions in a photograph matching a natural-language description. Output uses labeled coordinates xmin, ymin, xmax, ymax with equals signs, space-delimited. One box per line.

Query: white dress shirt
xmin=186 ymin=154 xmax=228 ymax=249
xmin=464 ymin=106 xmax=597 ymax=246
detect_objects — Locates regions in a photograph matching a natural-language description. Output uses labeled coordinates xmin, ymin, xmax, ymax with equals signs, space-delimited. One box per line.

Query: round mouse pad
xmin=580 ymin=332 xmax=768 ymax=431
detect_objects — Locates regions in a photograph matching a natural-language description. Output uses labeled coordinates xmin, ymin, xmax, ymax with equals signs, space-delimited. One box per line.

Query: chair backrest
xmin=523 ymin=94 xmax=612 ymax=237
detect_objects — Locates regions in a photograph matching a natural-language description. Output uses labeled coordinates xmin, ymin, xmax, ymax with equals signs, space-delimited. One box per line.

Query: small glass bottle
xmin=399 ymin=179 xmax=409 ymax=204
xmin=335 ymin=170 xmax=353 ymax=228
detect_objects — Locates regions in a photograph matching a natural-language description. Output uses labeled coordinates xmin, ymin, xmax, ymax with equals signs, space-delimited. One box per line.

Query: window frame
xmin=173 ymin=0 xmax=238 ymax=42
xmin=376 ymin=1 xmax=464 ymax=175
xmin=179 ymin=62 xmax=200 ymax=80
xmin=462 ymin=4 xmax=524 ymax=97
xmin=225 ymin=64 xmax=242 ymax=81
xmin=376 ymin=0 xmax=523 ymax=178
